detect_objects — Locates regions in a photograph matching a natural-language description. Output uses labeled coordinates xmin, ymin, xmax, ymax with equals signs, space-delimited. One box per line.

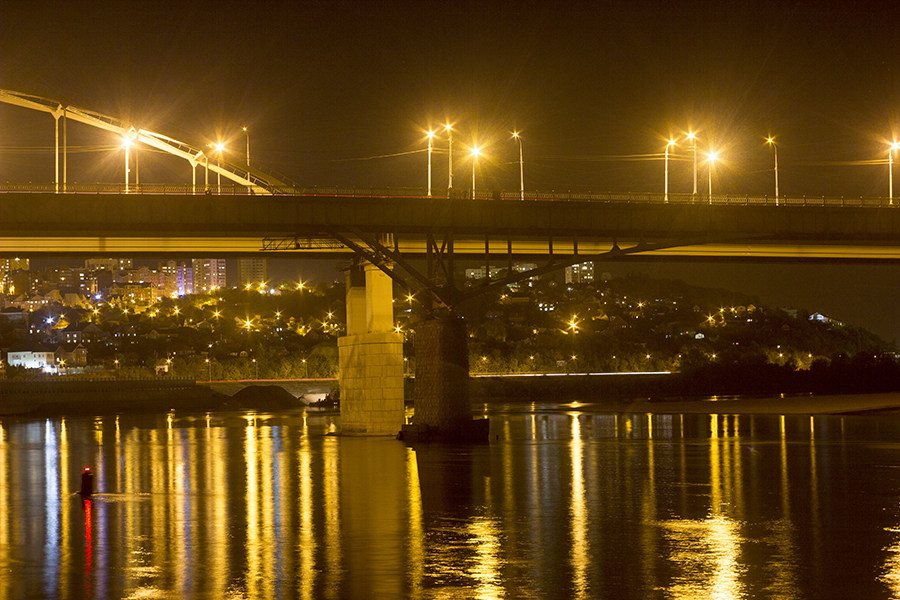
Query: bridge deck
xmin=3 ymin=192 xmax=900 ymax=260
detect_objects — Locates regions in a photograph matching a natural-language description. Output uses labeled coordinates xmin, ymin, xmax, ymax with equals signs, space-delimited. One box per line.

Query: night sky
xmin=3 ymin=1 xmax=900 ymax=342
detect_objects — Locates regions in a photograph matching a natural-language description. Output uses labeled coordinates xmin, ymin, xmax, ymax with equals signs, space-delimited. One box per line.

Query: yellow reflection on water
xmin=880 ymin=528 xmax=900 ymax=597
xmin=663 ymin=516 xmax=745 ymax=599
xmin=59 ymin=419 xmax=70 ymax=597
xmin=245 ymin=414 xmax=261 ymax=598
xmin=641 ymin=414 xmax=659 ymax=591
xmin=570 ymin=414 xmax=588 ymax=598
xmin=299 ymin=417 xmax=316 ymax=600
xmin=261 ymin=421 xmax=276 ymax=599
xmin=406 ymin=447 xmax=423 ymax=597
xmin=209 ymin=418 xmax=228 ymax=599
xmin=323 ymin=435 xmax=341 ymax=599
xmin=467 ymin=517 xmax=503 ymax=599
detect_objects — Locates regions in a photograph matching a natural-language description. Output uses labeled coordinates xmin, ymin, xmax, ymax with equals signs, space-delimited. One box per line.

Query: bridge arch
xmin=0 ymin=89 xmax=289 ymax=194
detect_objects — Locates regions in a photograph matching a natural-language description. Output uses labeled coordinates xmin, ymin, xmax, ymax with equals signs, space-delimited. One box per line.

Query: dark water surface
xmin=5 ymin=401 xmax=900 ymax=599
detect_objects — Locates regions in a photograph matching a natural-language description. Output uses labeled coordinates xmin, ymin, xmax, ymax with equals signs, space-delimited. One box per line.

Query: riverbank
xmin=587 ymin=392 xmax=900 ymax=415
xmin=4 ymin=374 xmax=900 ymax=417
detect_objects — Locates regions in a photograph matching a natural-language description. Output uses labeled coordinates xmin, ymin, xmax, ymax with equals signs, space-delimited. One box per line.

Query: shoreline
xmin=4 ymin=375 xmax=900 ymax=418
xmin=588 ymin=392 xmax=900 ymax=415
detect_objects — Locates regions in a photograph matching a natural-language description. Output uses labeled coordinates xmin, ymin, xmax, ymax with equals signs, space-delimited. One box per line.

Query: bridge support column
xmin=338 ymin=263 xmax=404 ymax=435
xmin=402 ymin=317 xmax=489 ymax=442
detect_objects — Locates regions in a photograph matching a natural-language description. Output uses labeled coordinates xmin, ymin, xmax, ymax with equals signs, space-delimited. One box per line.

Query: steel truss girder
xmin=313 ymin=229 xmax=716 ymax=314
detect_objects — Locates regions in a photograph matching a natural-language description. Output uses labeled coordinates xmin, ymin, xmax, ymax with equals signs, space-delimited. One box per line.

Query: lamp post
xmin=253 ymin=358 xmax=258 ymax=380
xmin=303 ymin=358 xmax=308 ymax=378
xmin=890 ymin=142 xmax=900 ymax=204
xmin=445 ymin=124 xmax=453 ymax=191
xmin=687 ymin=132 xmax=698 ymax=195
xmin=708 ymin=150 xmax=718 ymax=200
xmin=427 ymin=130 xmax=434 ymax=197
xmin=664 ymin=139 xmax=676 ymax=202
xmin=244 ymin=127 xmax=250 ymax=168
xmin=215 ymin=143 xmax=225 ymax=192
xmin=513 ymin=132 xmax=524 ymax=201
xmin=206 ymin=358 xmax=211 ymax=382
xmin=123 ymin=137 xmax=132 ymax=194
xmin=767 ymin=137 xmax=779 ymax=203
xmin=243 ymin=127 xmax=251 ymax=194
xmin=471 ymin=146 xmax=480 ymax=198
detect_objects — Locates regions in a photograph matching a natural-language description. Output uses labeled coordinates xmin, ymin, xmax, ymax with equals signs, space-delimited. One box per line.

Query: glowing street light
xmin=445 ymin=123 xmax=453 ymax=190
xmin=687 ymin=132 xmax=698 ymax=195
xmin=214 ymin=142 xmax=225 ymax=191
xmin=664 ymin=139 xmax=676 ymax=202
xmin=766 ymin=137 xmax=779 ymax=203
xmin=471 ymin=146 xmax=481 ymax=198
xmin=890 ymin=141 xmax=900 ymax=204
xmin=123 ymin=136 xmax=133 ymax=193
xmin=513 ymin=131 xmax=524 ymax=201
xmin=427 ymin=130 xmax=435 ymax=196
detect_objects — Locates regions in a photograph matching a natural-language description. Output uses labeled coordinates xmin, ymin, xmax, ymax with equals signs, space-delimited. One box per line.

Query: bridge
xmin=4 ymin=90 xmax=900 ymax=440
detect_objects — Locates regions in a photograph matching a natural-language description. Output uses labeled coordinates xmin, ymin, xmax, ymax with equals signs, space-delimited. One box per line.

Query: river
xmin=5 ymin=400 xmax=900 ymax=599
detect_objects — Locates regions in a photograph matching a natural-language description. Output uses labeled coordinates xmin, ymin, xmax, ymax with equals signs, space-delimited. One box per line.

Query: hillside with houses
xmin=1 ymin=260 xmax=896 ymax=396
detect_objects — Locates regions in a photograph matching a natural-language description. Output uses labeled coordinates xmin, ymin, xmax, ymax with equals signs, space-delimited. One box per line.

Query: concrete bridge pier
xmin=402 ymin=317 xmax=490 ymax=442
xmin=338 ymin=262 xmax=404 ymax=435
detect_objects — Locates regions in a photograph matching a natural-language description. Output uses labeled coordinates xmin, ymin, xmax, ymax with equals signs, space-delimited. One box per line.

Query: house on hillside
xmin=809 ymin=312 xmax=844 ymax=327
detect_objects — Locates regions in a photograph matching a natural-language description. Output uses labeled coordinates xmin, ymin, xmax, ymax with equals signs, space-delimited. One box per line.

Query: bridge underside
xmin=4 ymin=192 xmax=900 ymax=263
xmin=3 ymin=235 xmax=900 ymax=261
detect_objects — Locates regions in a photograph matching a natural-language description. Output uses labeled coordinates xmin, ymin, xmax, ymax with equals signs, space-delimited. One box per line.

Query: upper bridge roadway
xmin=3 ymin=189 xmax=900 ymax=261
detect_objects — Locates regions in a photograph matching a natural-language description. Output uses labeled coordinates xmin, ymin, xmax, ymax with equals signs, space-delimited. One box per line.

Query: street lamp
xmin=707 ymin=150 xmax=718 ymax=200
xmin=427 ymin=130 xmax=435 ymax=197
xmin=123 ymin=137 xmax=132 ymax=194
xmin=253 ymin=358 xmax=258 ymax=380
xmin=890 ymin=142 xmax=900 ymax=204
xmin=302 ymin=358 xmax=308 ymax=378
xmin=445 ymin=123 xmax=453 ymax=190
xmin=243 ymin=127 xmax=251 ymax=194
xmin=664 ymin=139 xmax=676 ymax=202
xmin=766 ymin=137 xmax=779 ymax=203
xmin=215 ymin=142 xmax=225 ymax=191
xmin=513 ymin=132 xmax=524 ymax=201
xmin=471 ymin=146 xmax=481 ymax=198
xmin=206 ymin=358 xmax=211 ymax=382
xmin=687 ymin=132 xmax=698 ymax=195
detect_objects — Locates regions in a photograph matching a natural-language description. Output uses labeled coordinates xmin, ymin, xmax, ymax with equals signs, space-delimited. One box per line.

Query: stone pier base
xmin=402 ymin=317 xmax=489 ymax=442
xmin=338 ymin=331 xmax=405 ymax=435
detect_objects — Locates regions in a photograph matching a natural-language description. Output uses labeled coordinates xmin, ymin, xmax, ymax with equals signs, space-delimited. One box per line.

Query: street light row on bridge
xmin=428 ymin=127 xmax=900 ymax=205
xmin=425 ymin=124 xmax=524 ymax=200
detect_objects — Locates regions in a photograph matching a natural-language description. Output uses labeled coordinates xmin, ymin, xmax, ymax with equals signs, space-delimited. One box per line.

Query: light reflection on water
xmin=5 ymin=405 xmax=900 ymax=598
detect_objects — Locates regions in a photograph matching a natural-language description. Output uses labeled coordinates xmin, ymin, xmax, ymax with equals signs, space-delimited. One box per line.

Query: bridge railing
xmin=1 ymin=182 xmax=897 ymax=207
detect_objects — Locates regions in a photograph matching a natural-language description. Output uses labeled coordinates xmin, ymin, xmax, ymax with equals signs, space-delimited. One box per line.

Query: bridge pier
xmin=402 ymin=317 xmax=490 ymax=442
xmin=338 ymin=262 xmax=404 ymax=435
